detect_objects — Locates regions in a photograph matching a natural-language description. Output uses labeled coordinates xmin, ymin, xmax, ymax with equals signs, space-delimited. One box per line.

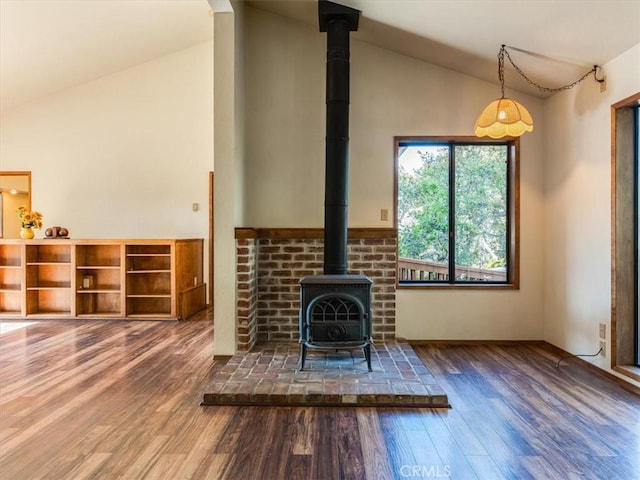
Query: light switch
xmin=381 ymin=209 xmax=388 ymax=221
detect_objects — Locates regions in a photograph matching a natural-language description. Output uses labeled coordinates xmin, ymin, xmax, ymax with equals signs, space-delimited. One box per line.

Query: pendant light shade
xmin=473 ymin=45 xmax=603 ymax=139
xmin=474 ymin=97 xmax=533 ymax=139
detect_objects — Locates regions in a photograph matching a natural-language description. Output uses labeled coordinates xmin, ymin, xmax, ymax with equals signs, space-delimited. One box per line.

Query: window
xmin=395 ymin=137 xmax=519 ymax=287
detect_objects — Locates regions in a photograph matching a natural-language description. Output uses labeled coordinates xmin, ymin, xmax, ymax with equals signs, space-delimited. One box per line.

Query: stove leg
xmin=300 ymin=343 xmax=307 ymax=371
xmin=364 ymin=344 xmax=372 ymax=372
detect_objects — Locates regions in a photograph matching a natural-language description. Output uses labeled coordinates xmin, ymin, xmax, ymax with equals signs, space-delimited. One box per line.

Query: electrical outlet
xmin=599 ymin=76 xmax=607 ymax=93
xmin=599 ymin=323 xmax=606 ymax=339
xmin=599 ymin=340 xmax=606 ymax=357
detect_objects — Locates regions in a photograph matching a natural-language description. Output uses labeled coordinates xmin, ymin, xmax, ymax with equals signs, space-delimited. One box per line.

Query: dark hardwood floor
xmin=1 ymin=314 xmax=638 ymax=479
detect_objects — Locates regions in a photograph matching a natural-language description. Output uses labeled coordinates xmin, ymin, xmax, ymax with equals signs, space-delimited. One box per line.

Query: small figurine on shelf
xmin=44 ymin=226 xmax=70 ymax=239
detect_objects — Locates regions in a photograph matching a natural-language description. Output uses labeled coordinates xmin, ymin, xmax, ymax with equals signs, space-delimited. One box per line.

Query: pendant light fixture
xmin=474 ymin=45 xmax=604 ymax=139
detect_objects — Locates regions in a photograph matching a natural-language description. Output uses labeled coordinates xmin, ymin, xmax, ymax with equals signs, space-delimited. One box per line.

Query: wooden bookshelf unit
xmin=0 ymin=239 xmax=206 ymax=320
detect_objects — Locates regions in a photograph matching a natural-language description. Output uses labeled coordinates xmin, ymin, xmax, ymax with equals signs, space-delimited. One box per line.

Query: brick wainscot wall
xmin=235 ymin=228 xmax=397 ymax=351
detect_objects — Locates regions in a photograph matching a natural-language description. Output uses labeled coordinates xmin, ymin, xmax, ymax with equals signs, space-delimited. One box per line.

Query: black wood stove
xmin=299 ymin=274 xmax=372 ymax=371
xmin=299 ymin=0 xmax=373 ymax=371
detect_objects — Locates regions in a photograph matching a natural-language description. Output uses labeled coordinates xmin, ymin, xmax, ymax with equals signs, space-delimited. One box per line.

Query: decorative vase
xmin=20 ymin=227 xmax=35 ymax=240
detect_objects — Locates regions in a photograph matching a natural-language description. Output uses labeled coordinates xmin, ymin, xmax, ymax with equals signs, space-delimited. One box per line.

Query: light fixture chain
xmin=501 ymin=45 xmax=600 ymax=94
xmin=498 ymin=45 xmax=505 ymax=98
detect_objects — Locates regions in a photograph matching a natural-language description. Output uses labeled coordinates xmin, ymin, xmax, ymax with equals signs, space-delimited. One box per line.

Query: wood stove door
xmin=304 ymin=292 xmax=368 ymax=344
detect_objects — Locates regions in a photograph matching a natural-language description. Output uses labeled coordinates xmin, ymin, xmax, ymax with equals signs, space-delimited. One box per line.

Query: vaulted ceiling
xmin=0 ymin=0 xmax=213 ymax=111
xmin=248 ymin=0 xmax=640 ymax=99
xmin=1 ymin=0 xmax=638 ymax=112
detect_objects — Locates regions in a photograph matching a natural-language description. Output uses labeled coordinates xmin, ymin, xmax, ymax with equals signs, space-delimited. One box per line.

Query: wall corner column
xmin=212 ymin=2 xmax=238 ymax=356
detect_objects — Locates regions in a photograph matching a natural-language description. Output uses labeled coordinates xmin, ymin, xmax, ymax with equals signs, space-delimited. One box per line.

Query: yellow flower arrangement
xmin=16 ymin=206 xmax=43 ymax=229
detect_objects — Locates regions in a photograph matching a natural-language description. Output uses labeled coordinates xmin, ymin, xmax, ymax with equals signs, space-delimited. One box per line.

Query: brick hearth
xmin=201 ymin=342 xmax=449 ymax=408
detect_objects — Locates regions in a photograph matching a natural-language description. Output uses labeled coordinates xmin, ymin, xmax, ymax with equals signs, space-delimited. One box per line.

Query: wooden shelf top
xmin=126 ymin=270 xmax=171 ymax=274
xmin=26 ymin=262 xmax=71 ymax=266
xmin=26 ymin=286 xmax=71 ymax=291
xmin=126 ymin=294 xmax=171 ymax=298
xmin=0 ymin=238 xmax=202 ymax=245
xmin=76 ymin=265 xmax=121 ymax=269
xmin=77 ymin=289 xmax=120 ymax=294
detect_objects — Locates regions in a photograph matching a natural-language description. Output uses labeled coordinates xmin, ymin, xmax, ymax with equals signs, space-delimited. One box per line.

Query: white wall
xmin=244 ymin=7 xmax=325 ymax=227
xmin=0 ymin=41 xmax=214 ymax=242
xmin=243 ymin=7 xmax=546 ymax=341
xmin=544 ymin=43 xmax=640 ymax=386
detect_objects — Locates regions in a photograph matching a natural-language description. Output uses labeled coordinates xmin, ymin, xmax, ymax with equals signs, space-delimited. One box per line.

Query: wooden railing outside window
xmin=398 ymin=257 xmax=506 ymax=282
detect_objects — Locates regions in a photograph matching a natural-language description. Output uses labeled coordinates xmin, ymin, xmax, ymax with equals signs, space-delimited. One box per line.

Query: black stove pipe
xmin=319 ymin=0 xmax=360 ymax=275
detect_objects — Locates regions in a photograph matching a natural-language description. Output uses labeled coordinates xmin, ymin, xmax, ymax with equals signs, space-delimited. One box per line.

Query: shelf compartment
xmin=127 ymin=256 xmax=171 ymax=272
xmin=0 ymin=267 xmax=22 ymax=291
xmin=126 ymin=245 xmax=171 ymax=256
xmin=126 ymin=271 xmax=171 ymax=296
xmin=26 ymin=289 xmax=72 ymax=315
xmin=126 ymin=296 xmax=172 ymax=317
xmin=76 ymin=291 xmax=122 ymax=316
xmin=0 ymin=245 xmax=22 ymax=267
xmin=26 ymin=264 xmax=71 ymax=289
xmin=25 ymin=244 xmax=71 ymax=264
xmin=76 ymin=244 xmax=121 ymax=267
xmin=0 ymin=286 xmax=22 ymax=292
xmin=76 ymin=268 xmax=120 ymax=292
xmin=0 ymin=291 xmax=22 ymax=315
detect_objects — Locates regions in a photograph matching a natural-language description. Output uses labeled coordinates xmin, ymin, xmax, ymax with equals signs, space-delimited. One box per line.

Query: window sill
xmin=613 ymin=365 xmax=640 ymax=383
xmin=397 ymin=282 xmax=519 ymax=290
